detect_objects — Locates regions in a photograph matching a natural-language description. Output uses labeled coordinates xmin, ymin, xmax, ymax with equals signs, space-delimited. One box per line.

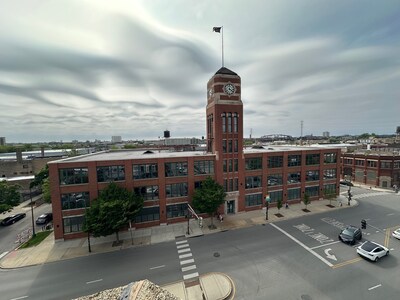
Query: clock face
xmin=208 ymin=88 xmax=213 ymax=98
xmin=224 ymin=83 xmax=236 ymax=95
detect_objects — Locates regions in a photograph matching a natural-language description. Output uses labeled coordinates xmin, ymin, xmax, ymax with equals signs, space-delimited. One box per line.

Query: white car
xmin=393 ymin=228 xmax=400 ymax=240
xmin=357 ymin=241 xmax=389 ymax=262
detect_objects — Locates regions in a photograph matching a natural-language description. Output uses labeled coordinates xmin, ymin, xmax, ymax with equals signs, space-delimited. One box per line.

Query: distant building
xmin=323 ymin=132 xmax=330 ymax=138
xmin=49 ymin=67 xmax=341 ymax=241
xmin=111 ymin=136 xmax=122 ymax=143
xmin=0 ymin=137 xmax=5 ymax=146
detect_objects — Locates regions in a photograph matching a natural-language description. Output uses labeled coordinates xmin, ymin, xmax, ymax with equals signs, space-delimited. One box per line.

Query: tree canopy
xmin=30 ymin=165 xmax=49 ymax=189
xmin=83 ymin=182 xmax=143 ymax=243
xmin=0 ymin=181 xmax=21 ymax=213
xmin=192 ymin=176 xmax=226 ymax=228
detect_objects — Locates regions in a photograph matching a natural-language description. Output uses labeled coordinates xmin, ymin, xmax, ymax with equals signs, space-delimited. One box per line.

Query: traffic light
xmin=361 ymin=219 xmax=367 ymax=229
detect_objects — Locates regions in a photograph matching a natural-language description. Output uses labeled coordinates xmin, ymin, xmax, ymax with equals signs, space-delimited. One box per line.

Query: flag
xmin=213 ymin=27 xmax=222 ymax=33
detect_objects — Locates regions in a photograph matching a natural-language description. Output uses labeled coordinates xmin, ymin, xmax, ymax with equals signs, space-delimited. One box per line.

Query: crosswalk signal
xmin=361 ymin=219 xmax=367 ymax=229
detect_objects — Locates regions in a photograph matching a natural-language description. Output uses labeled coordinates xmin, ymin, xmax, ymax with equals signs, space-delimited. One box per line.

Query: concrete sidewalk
xmin=0 ymin=192 xmax=365 ymax=300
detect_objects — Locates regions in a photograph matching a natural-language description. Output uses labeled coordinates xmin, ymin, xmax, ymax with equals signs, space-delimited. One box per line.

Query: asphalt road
xmin=1 ymin=187 xmax=400 ymax=300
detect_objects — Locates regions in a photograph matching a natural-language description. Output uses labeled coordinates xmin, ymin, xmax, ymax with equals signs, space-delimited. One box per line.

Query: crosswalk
xmin=175 ymin=238 xmax=199 ymax=282
xmin=351 ymin=192 xmax=390 ymax=199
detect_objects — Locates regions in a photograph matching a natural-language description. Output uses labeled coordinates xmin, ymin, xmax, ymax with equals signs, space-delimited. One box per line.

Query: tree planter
xmin=275 ymin=213 xmax=284 ymax=218
xmin=302 ymin=209 xmax=311 ymax=213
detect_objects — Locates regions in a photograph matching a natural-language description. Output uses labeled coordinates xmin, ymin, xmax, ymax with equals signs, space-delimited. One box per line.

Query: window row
xmin=60 ymin=161 xmax=215 ymax=185
xmin=222 ymin=139 xmax=239 ymax=153
xmin=223 ymin=159 xmax=239 ymax=173
xmin=221 ymin=112 xmax=239 ymax=133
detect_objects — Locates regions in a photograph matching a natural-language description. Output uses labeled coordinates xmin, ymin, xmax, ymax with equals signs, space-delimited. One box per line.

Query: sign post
xmin=265 ymin=195 xmax=270 ymax=220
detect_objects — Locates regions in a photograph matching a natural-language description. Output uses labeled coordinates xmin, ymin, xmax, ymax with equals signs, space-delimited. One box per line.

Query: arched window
xmin=227 ymin=113 xmax=232 ymax=132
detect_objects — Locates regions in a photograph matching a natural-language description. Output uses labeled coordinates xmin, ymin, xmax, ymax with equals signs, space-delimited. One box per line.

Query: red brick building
xmin=49 ymin=67 xmax=341 ymax=240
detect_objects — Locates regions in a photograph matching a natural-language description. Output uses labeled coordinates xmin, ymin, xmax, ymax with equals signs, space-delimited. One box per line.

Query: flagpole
xmin=221 ymin=26 xmax=224 ymax=67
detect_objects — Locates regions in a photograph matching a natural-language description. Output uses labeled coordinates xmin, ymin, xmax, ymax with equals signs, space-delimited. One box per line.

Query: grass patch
xmin=19 ymin=231 xmax=52 ymax=248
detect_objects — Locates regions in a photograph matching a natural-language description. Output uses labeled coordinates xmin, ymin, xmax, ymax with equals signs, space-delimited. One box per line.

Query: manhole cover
xmin=301 ymin=295 xmax=312 ymax=300
xmin=214 ymin=252 xmax=220 ymax=257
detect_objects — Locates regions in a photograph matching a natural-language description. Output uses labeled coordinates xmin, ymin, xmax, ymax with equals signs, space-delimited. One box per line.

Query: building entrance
xmin=227 ymin=200 xmax=235 ymax=214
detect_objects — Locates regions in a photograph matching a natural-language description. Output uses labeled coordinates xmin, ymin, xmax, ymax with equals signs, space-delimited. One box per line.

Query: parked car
xmin=338 ymin=226 xmax=362 ymax=245
xmin=340 ymin=181 xmax=354 ymax=186
xmin=392 ymin=228 xmax=400 ymax=240
xmin=1 ymin=213 xmax=26 ymax=226
xmin=35 ymin=213 xmax=53 ymax=225
xmin=357 ymin=241 xmax=389 ymax=261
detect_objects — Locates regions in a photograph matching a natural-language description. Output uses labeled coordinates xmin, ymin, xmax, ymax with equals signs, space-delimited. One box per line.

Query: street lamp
xmin=186 ymin=211 xmax=191 ymax=235
xmin=29 ymin=186 xmax=36 ymax=238
xmin=265 ymin=195 xmax=270 ymax=220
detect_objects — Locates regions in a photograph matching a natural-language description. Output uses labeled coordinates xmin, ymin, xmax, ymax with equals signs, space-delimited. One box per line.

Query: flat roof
xmin=49 ymin=145 xmax=341 ymax=165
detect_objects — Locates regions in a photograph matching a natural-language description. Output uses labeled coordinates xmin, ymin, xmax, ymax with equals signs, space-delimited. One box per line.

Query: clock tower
xmin=206 ymin=67 xmax=245 ymax=213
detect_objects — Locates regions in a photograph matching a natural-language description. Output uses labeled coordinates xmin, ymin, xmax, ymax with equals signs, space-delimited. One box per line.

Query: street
xmin=1 ymin=187 xmax=400 ymax=300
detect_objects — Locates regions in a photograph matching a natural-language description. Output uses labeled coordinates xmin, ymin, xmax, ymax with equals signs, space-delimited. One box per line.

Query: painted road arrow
xmin=324 ymin=248 xmax=337 ymax=261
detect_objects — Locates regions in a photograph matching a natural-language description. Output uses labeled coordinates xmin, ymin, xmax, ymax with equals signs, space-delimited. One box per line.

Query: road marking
xmin=150 ymin=265 xmax=165 ymax=270
xmin=270 ymin=223 xmax=333 ymax=267
xmin=180 ymin=259 xmax=195 ymax=265
xmin=9 ymin=296 xmax=28 ymax=300
xmin=387 ymin=213 xmax=395 ymax=216
xmin=178 ymin=248 xmax=191 ymax=254
xmin=331 ymin=257 xmax=362 ymax=269
xmin=310 ymin=241 xmax=341 ymax=249
xmin=324 ymin=248 xmax=337 ymax=261
xmin=177 ymin=244 xmax=189 ymax=249
xmin=368 ymin=284 xmax=382 ymax=291
xmin=183 ymin=272 xmax=199 ymax=280
xmin=176 ymin=240 xmax=187 ymax=245
xmin=0 ymin=251 xmax=9 ymax=260
xmin=86 ymin=279 xmax=103 ymax=284
xmin=182 ymin=265 xmax=197 ymax=272
xmin=384 ymin=229 xmax=390 ymax=248
xmin=179 ymin=253 xmax=193 ymax=259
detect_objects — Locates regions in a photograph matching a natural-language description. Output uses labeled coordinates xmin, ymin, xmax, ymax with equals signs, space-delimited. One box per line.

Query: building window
xmin=222 ymin=113 xmax=226 ymax=133
xmin=134 ymin=186 xmax=159 ymax=201
xmin=195 ymin=181 xmax=203 ymax=189
xmin=324 ymin=184 xmax=336 ymax=195
xmin=288 ymin=155 xmax=301 ymax=167
xmin=61 ymin=192 xmax=90 ymax=210
xmin=135 ymin=206 xmax=160 ymax=223
xmin=234 ymin=159 xmax=238 ymax=172
xmin=167 ymin=203 xmax=188 ymax=219
xmin=166 ymin=183 xmax=188 ymax=198
xmin=355 ymin=169 xmax=364 ymax=181
xmin=165 ymin=162 xmax=188 ymax=177
xmin=367 ymin=160 xmax=377 ymax=168
xmin=227 ymin=113 xmax=232 ymax=132
xmin=267 ymin=174 xmax=283 ymax=186
xmin=306 ymin=154 xmax=320 ymax=165
xmin=133 ymin=163 xmax=158 ymax=179
xmin=288 ymin=188 xmax=300 ymax=200
xmin=394 ymin=161 xmax=400 ymax=169
xmin=323 ymin=169 xmax=336 ymax=180
xmin=59 ymin=168 xmax=89 ymax=185
xmin=305 ymin=186 xmax=319 ymax=197
xmin=355 ymin=159 xmax=364 ymax=166
xmin=228 ymin=140 xmax=233 ymax=153
xmin=287 ymin=172 xmax=301 ymax=184
xmin=245 ymin=193 xmax=262 ymax=207
xmin=269 ymin=190 xmax=283 ymax=203
xmin=245 ymin=157 xmax=262 ymax=170
xmin=223 ymin=160 xmax=227 ymax=172
xmin=233 ymin=178 xmax=238 ymax=191
xmin=97 ymin=165 xmax=125 ymax=182
xmin=194 ymin=160 xmax=214 ymax=175
xmin=233 ymin=113 xmax=238 ymax=133
xmin=324 ymin=153 xmax=337 ymax=164
xmin=268 ymin=156 xmax=283 ymax=168
xmin=222 ymin=140 xmax=227 ymax=153
xmin=380 ymin=161 xmax=392 ymax=169
xmin=234 ymin=140 xmax=238 ymax=153
xmin=63 ymin=216 xmax=85 ymax=234
xmin=245 ymin=176 xmax=262 ymax=189
xmin=367 ymin=170 xmax=376 ymax=180
xmin=306 ymin=170 xmax=320 ymax=181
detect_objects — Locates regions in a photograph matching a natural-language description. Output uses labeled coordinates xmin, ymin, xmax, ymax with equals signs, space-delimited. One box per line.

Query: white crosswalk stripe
xmin=176 ymin=237 xmax=199 ymax=282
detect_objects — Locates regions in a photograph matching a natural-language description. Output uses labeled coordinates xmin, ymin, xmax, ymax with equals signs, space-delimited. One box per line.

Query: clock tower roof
xmin=215 ymin=67 xmax=237 ymax=76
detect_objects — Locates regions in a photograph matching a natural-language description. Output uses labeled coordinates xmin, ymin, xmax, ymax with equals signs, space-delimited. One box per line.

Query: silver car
xmin=392 ymin=228 xmax=400 ymax=240
xmin=357 ymin=241 xmax=389 ymax=262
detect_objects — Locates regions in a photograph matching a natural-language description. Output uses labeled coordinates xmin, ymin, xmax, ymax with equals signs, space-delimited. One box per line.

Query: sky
xmin=1 ymin=0 xmax=400 ymax=143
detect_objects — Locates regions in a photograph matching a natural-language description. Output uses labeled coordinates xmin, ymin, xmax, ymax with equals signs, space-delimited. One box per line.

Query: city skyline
xmin=1 ymin=1 xmax=399 ymax=143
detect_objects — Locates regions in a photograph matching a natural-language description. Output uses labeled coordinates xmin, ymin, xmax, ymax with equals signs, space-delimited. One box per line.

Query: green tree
xmin=30 ymin=165 xmax=49 ymax=189
xmin=277 ymin=198 xmax=283 ymax=212
xmin=192 ymin=177 xmax=226 ymax=229
xmin=303 ymin=193 xmax=311 ymax=210
xmin=324 ymin=190 xmax=336 ymax=206
xmin=83 ymin=182 xmax=143 ymax=244
xmin=42 ymin=178 xmax=51 ymax=203
xmin=0 ymin=181 xmax=21 ymax=213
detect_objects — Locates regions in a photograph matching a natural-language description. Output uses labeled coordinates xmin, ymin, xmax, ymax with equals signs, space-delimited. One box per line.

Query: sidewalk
xmin=1 ymin=194 xmax=361 ymax=299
